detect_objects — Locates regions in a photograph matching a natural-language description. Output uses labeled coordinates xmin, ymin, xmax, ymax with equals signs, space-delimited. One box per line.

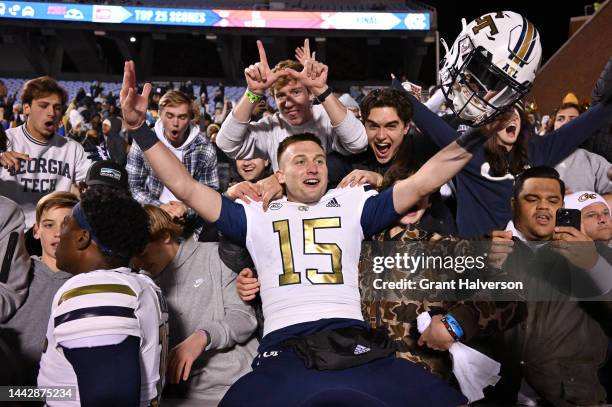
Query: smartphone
xmin=555 ymin=208 xmax=581 ymax=230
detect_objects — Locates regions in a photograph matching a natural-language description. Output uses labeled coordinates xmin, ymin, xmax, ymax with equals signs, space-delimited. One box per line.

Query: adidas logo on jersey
xmin=353 ymin=344 xmax=371 ymax=355
xmin=326 ymin=198 xmax=341 ymax=207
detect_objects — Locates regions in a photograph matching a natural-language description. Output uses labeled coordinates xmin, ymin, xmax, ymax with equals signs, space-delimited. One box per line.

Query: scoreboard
xmin=0 ymin=1 xmax=430 ymax=30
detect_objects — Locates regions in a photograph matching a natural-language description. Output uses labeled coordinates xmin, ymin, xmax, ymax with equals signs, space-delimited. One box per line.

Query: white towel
xmin=417 ymin=312 xmax=501 ymax=403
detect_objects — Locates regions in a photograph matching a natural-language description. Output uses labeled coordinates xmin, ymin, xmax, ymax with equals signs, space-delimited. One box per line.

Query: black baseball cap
xmin=84 ymin=161 xmax=129 ymax=190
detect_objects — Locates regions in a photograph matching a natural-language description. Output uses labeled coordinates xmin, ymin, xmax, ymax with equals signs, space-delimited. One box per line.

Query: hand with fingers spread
xmin=256 ymin=175 xmax=284 ymax=211
xmin=237 ymin=268 xmax=260 ymax=301
xmin=225 ymin=181 xmax=263 ymax=203
xmin=244 ymin=40 xmax=285 ymax=95
xmin=488 ymin=230 xmax=513 ymax=270
xmin=284 ymin=59 xmax=329 ymax=96
xmin=120 ymin=60 xmax=152 ymax=129
xmin=552 ymin=226 xmax=598 ymax=270
xmin=167 ymin=331 xmax=208 ymax=384
xmin=0 ymin=151 xmax=30 ymax=173
xmin=338 ymin=169 xmax=383 ymax=189
xmin=294 ymin=38 xmax=316 ymax=65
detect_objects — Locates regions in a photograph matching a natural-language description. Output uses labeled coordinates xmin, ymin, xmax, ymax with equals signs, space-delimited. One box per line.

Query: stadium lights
xmin=130 ymin=36 xmax=137 ymax=42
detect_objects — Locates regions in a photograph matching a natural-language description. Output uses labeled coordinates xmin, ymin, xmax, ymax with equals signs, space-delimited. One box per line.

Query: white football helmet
xmin=439 ymin=11 xmax=542 ymax=126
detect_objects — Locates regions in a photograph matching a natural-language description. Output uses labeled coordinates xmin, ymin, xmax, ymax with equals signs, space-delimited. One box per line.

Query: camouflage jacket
xmin=359 ymin=225 xmax=526 ymax=379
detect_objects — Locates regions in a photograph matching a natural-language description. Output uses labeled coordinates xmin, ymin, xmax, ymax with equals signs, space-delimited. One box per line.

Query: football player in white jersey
xmin=37 ymin=185 xmax=169 ymax=406
xmin=120 ymin=58 xmax=504 ymax=405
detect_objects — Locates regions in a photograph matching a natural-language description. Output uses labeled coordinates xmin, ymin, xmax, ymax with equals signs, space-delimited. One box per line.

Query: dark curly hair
xmin=359 ymin=88 xmax=413 ymax=125
xmin=80 ymin=185 xmax=149 ymax=265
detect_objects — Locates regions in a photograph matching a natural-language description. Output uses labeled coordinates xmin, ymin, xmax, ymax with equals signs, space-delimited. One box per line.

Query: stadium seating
xmin=1 ymin=78 xmax=276 ymax=111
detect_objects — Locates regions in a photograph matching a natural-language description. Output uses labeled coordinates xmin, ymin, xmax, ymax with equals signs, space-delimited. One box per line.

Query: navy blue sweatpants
xmin=220 ymin=344 xmax=467 ymax=407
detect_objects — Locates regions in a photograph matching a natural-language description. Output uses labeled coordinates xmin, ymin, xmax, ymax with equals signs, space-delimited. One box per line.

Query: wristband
xmin=455 ymin=127 xmax=487 ymax=154
xmin=129 ymin=122 xmax=158 ymax=152
xmin=245 ymin=88 xmax=263 ymax=104
xmin=196 ymin=329 xmax=212 ymax=351
xmin=441 ymin=314 xmax=464 ymax=341
xmin=315 ymin=87 xmax=333 ymax=103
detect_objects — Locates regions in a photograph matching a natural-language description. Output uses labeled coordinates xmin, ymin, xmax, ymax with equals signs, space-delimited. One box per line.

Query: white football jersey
xmin=241 ymin=186 xmax=377 ymax=335
xmin=38 ymin=268 xmax=169 ymax=406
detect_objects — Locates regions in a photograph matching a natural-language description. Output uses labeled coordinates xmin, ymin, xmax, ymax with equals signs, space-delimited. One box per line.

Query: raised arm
xmin=392 ymin=117 xmax=509 ymax=215
xmin=216 ymin=40 xmax=283 ymax=161
xmin=226 ymin=40 xmax=283 ymax=124
xmin=286 ymin=39 xmax=367 ymax=151
xmin=120 ymin=61 xmax=222 ymax=223
xmin=391 ymin=77 xmax=460 ymax=148
xmin=530 ymin=102 xmax=612 ymax=166
xmin=532 ymin=61 xmax=612 ymax=165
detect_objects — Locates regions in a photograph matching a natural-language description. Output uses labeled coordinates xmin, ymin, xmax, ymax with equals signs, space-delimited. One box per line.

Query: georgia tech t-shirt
xmin=1 ymin=124 xmax=92 ymax=228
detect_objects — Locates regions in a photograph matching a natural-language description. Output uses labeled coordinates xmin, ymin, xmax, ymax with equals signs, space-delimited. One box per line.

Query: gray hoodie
xmin=153 ymin=240 xmax=258 ymax=405
xmin=1 ymin=257 xmax=72 ymax=384
xmin=0 ymin=196 xmax=30 ymax=323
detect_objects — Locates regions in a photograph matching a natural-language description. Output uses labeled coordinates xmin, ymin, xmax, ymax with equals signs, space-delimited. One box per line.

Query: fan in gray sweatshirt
xmin=149 ymin=239 xmax=258 ymax=406
xmin=1 ymin=257 xmax=72 ymax=384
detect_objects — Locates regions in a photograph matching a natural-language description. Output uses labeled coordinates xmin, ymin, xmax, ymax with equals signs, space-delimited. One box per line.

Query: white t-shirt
xmin=217 ymin=104 xmax=368 ymax=171
xmin=38 ymin=268 xmax=169 ymax=407
xmin=1 ymin=125 xmax=92 ymax=228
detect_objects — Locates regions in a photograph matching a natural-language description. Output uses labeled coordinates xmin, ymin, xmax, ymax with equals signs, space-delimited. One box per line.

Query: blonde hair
xmin=143 ymin=205 xmax=183 ymax=242
xmin=270 ymin=60 xmax=304 ymax=96
xmin=35 ymin=191 xmax=79 ymax=224
xmin=158 ymin=90 xmax=199 ymax=122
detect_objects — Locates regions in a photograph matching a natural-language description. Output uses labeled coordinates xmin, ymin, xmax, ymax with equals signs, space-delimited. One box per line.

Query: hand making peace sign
xmin=243 ymin=40 xmax=285 ymax=95
xmin=288 ymin=38 xmax=329 ymax=94
xmin=245 ymin=39 xmax=329 ymax=96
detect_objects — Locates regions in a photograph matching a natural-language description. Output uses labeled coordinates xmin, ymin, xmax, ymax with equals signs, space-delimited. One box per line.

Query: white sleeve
xmin=330 ymin=109 xmax=368 ymax=156
xmin=584 ymin=255 xmax=612 ymax=295
xmin=72 ymin=142 xmax=93 ymax=182
xmin=425 ymin=88 xmax=446 ymax=113
xmin=215 ymin=112 xmax=275 ymax=161
xmin=587 ymin=151 xmax=612 ymax=194
xmin=52 ymin=275 xmax=142 ymax=344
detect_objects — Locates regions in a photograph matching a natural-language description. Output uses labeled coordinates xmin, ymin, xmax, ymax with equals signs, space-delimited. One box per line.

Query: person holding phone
xmin=486 ymin=166 xmax=612 ymax=406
